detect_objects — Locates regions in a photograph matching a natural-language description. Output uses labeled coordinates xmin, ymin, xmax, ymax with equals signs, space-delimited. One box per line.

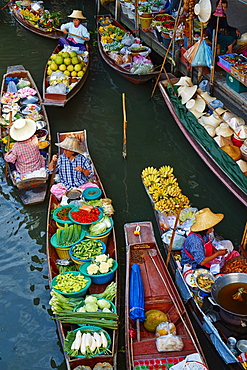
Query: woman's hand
xmin=52 ymin=154 xmax=58 ymax=162
xmin=216 ymin=249 xmax=228 ymax=256
xmin=74 ymin=166 xmax=90 ymax=176
xmin=48 ymin=154 xmax=58 ymax=171
xmin=62 ymin=28 xmax=68 ymax=35
xmin=236 ymin=30 xmax=241 ymax=38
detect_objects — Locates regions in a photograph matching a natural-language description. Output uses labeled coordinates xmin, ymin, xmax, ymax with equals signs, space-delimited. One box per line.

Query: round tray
xmin=53 ymin=204 xmax=76 ymax=225
xmin=69 ymin=206 xmax=103 ymax=225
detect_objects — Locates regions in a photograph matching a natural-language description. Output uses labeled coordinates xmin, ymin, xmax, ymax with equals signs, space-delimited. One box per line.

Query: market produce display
xmin=52 ymin=272 xmax=89 ymax=293
xmin=70 ymin=239 xmax=105 ymax=260
xmin=70 ymin=206 xmax=103 ymax=225
xmin=51 ymin=223 xmax=83 ymax=246
xmin=18 ymin=5 xmax=61 ymax=31
xmin=141 ymin=165 xmax=190 ymax=214
xmin=86 ymin=254 xmax=115 ymax=275
xmin=46 ymin=50 xmax=88 ymax=79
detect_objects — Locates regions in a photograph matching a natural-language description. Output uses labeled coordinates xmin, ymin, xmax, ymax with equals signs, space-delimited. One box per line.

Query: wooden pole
xmin=209 ymin=16 xmax=219 ymax=93
xmin=1 ymin=0 xmax=12 ymax=11
xmin=5 ymin=110 xmax=12 ymax=179
xmin=53 ymin=28 xmax=88 ymax=41
xmin=151 ymin=0 xmax=184 ymax=98
xmin=166 ymin=208 xmax=181 ymax=267
xmin=241 ymin=222 xmax=247 ymax=250
xmin=122 ymin=93 xmax=127 ymax=159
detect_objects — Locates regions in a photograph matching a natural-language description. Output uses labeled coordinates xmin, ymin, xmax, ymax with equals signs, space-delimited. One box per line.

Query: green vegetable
xmin=97 ymin=299 xmax=111 ymax=310
xmin=53 ymin=310 xmax=118 ymax=329
xmin=88 ymin=216 xmax=112 ymax=236
xmin=85 ymin=296 xmax=98 ymax=305
xmin=49 ymin=289 xmax=84 ymax=313
xmin=90 ymin=282 xmax=117 ymax=302
xmin=85 ymin=302 xmax=98 ymax=312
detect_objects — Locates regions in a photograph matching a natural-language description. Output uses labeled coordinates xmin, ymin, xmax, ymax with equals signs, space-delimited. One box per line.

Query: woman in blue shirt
xmin=59 ymin=10 xmax=90 ymax=51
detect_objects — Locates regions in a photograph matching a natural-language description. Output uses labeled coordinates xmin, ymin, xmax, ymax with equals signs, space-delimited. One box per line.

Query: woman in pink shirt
xmin=4 ymin=118 xmax=45 ymax=175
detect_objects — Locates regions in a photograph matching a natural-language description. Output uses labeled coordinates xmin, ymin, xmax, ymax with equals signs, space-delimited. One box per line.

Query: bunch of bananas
xmin=142 ymin=165 xmax=190 ymax=214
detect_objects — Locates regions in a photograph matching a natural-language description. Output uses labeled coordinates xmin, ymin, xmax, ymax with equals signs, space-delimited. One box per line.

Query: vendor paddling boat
xmin=43 ymin=44 xmax=89 ymax=107
xmin=158 ymin=75 xmax=247 ymax=207
xmin=0 ymin=65 xmax=51 ymax=205
xmin=141 ymin=164 xmax=247 ymax=369
xmin=8 ymin=1 xmax=61 ymax=39
xmin=46 ymin=130 xmax=119 ymax=370
xmin=96 ymin=15 xmax=160 ymax=84
xmin=124 ymin=221 xmax=208 ymax=369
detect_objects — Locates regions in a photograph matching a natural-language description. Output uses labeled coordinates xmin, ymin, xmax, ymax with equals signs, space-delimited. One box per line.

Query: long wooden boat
xmin=96 ymin=15 xmax=160 ymax=84
xmin=42 ymin=44 xmax=89 ymax=107
xmin=0 ymin=65 xmax=51 ymax=205
xmin=158 ymin=76 xmax=247 ymax=208
xmin=124 ymin=221 xmax=208 ymax=369
xmin=142 ymin=165 xmax=247 ymax=369
xmin=8 ymin=2 xmax=61 ymax=39
xmin=46 ymin=130 xmax=119 ymax=369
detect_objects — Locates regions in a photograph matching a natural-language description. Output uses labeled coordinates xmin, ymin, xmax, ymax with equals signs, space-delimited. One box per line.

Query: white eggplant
xmin=80 ymin=333 xmax=87 ymax=355
xmin=93 ymin=331 xmax=102 ymax=348
xmin=100 ymin=331 xmax=108 ymax=348
xmin=73 ymin=330 xmax=82 ymax=351
xmin=90 ymin=336 xmax=97 ymax=353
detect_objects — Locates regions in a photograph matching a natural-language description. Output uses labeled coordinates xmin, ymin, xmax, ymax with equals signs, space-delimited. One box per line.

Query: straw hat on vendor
xmin=55 ymin=136 xmax=85 ymax=154
xmin=191 ymin=208 xmax=224 ymax=232
xmin=20 ymin=0 xmax=32 ymax=6
xmin=10 ymin=118 xmax=36 ymax=141
xmin=68 ymin=10 xmax=86 ymax=19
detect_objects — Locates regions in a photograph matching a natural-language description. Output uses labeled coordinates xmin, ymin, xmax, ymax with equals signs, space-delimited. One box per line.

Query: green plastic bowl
xmin=50 ymin=228 xmax=85 ymax=249
xmin=84 ymin=217 xmax=114 ymax=238
xmin=51 ymin=271 xmax=91 ymax=298
xmin=79 ymin=259 xmax=118 ymax=284
xmin=52 ymin=204 xmax=76 ymax=225
xmin=74 ymin=297 xmax=117 ymax=313
xmin=69 ymin=239 xmax=107 ymax=263
xmin=69 ymin=206 xmax=104 ymax=225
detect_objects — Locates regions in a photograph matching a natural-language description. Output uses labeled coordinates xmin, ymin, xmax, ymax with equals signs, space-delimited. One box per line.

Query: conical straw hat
xmin=190 ymin=109 xmax=206 ymax=119
xmin=198 ymin=91 xmax=217 ymax=103
xmin=204 ymin=124 xmax=216 ymax=137
xmin=222 ymin=111 xmax=235 ymax=121
xmin=179 ymin=85 xmax=197 ymax=105
xmin=194 ymin=0 xmax=212 ymax=23
xmin=190 ymin=207 xmax=224 ymax=232
xmin=213 ymin=0 xmax=226 ymax=17
xmin=68 ymin=10 xmax=86 ymax=19
xmin=215 ymin=122 xmax=234 ymax=137
xmin=10 ymin=118 xmax=36 ymax=141
xmin=174 ymin=76 xmax=192 ymax=86
xmin=200 ymin=114 xmax=222 ymax=128
xmin=186 ymin=97 xmax=206 ymax=112
xmin=212 ymin=107 xmax=227 ymax=118
xmin=55 ymin=136 xmax=85 ymax=154
xmin=221 ymin=145 xmax=241 ymax=161
xmin=236 ymin=159 xmax=247 ymax=174
xmin=214 ymin=135 xmax=232 ymax=147
xmin=235 ymin=125 xmax=247 ymax=140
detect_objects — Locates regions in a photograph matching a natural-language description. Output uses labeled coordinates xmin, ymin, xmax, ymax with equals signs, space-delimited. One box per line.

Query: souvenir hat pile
xmin=68 ymin=10 xmax=86 ymax=19
xmin=190 ymin=208 xmax=224 ymax=232
xmin=178 ymin=85 xmax=198 ymax=105
xmin=10 ymin=118 xmax=36 ymax=141
xmin=194 ymin=0 xmax=212 ymax=23
xmin=221 ymin=144 xmax=241 ymax=161
xmin=186 ymin=98 xmax=206 ymax=118
xmin=215 ymin=122 xmax=234 ymax=138
xmin=55 ymin=136 xmax=85 ymax=154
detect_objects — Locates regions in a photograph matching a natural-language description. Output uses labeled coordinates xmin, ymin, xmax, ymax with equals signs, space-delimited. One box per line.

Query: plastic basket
xmin=82 ymin=187 xmax=102 ymax=201
xmin=218 ymin=53 xmax=238 ymax=72
xmin=50 ymin=228 xmax=86 ymax=249
xmin=79 ymin=259 xmax=118 ymax=284
xmin=74 ymin=297 xmax=117 ymax=314
xmin=69 ymin=206 xmax=104 ymax=225
xmin=69 ymin=239 xmax=107 ymax=269
xmin=54 ymin=245 xmax=71 ymax=259
xmin=84 ymin=217 xmax=114 ymax=245
xmin=51 ymin=271 xmax=91 ymax=298
xmin=53 ymin=204 xmax=76 ymax=225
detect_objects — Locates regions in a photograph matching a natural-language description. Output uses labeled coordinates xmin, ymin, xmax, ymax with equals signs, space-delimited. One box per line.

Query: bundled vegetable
xmin=65 ymin=327 xmax=111 ymax=358
xmin=49 ymin=289 xmax=84 ymax=313
xmin=55 ymin=223 xmax=82 ymax=246
xmin=54 ymin=310 xmax=118 ymax=329
xmin=90 ymin=282 xmax=117 ymax=302
xmin=76 ymin=296 xmax=115 ymax=314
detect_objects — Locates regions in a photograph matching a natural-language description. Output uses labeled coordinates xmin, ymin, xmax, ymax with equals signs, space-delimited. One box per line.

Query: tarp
xmin=167 ymin=85 xmax=247 ymax=196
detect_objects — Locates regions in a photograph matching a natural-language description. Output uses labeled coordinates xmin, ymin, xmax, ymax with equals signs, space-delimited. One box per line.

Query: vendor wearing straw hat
xmin=48 ymin=136 xmax=92 ymax=191
xmin=4 ymin=118 xmax=45 ymax=175
xmin=59 ymin=10 xmax=90 ymax=51
xmin=181 ymin=208 xmax=228 ymax=269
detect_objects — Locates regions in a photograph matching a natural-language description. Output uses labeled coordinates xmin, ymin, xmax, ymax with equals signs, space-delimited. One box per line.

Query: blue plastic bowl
xmin=52 ymin=204 xmax=76 ymax=225
xmin=69 ymin=239 xmax=107 ymax=263
xmin=68 ymin=206 xmax=104 ymax=225
xmin=65 ymin=325 xmax=111 ymax=358
xmin=79 ymin=259 xmax=118 ymax=284
xmin=50 ymin=228 xmax=85 ymax=249
xmin=82 ymin=187 xmax=102 ymax=201
xmin=51 ymin=271 xmax=91 ymax=298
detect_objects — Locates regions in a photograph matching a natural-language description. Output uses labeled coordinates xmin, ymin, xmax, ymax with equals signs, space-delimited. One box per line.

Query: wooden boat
xmin=46 ymin=130 xmax=119 ymax=370
xmin=8 ymin=2 xmax=61 ymax=39
xmin=96 ymin=15 xmax=160 ymax=84
xmin=158 ymin=76 xmax=247 ymax=208
xmin=124 ymin=221 xmax=208 ymax=369
xmin=142 ymin=166 xmax=247 ymax=369
xmin=43 ymin=44 xmax=89 ymax=107
xmin=0 ymin=65 xmax=51 ymax=205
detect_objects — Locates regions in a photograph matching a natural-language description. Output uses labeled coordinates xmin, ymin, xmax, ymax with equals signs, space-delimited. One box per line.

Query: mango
xmin=143 ymin=310 xmax=168 ymax=332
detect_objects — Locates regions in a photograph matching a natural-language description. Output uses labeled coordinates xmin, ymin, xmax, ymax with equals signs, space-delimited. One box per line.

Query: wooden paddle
xmin=53 ymin=27 xmax=88 ymax=41
xmin=5 ymin=110 xmax=13 ymax=179
xmin=1 ymin=0 xmax=12 ymax=11
xmin=122 ymin=93 xmax=127 ymax=159
xmin=166 ymin=208 xmax=181 ymax=267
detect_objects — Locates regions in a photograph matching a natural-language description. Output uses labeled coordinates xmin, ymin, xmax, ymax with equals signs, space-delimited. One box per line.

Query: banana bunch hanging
xmin=141 ymin=165 xmax=190 ymax=214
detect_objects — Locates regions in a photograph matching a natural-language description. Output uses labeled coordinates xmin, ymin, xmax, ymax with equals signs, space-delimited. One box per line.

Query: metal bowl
xmin=20 ymin=95 xmax=39 ymax=105
xmin=36 ymin=120 xmax=47 ymax=130
xmin=237 ymin=340 xmax=247 ymax=353
xmin=196 ymin=272 xmax=215 ymax=293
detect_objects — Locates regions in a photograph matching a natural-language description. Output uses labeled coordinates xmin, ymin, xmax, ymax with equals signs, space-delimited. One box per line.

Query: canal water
xmin=0 ymin=0 xmax=246 ymax=369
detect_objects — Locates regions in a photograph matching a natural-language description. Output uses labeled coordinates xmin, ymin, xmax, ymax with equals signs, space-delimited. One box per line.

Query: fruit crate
xmin=226 ymin=72 xmax=247 ymax=93
xmin=231 ymin=65 xmax=247 ymax=86
xmin=218 ymin=53 xmax=238 ymax=72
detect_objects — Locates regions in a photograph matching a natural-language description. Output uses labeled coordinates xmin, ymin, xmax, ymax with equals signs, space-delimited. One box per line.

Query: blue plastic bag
xmin=191 ymin=40 xmax=212 ymax=68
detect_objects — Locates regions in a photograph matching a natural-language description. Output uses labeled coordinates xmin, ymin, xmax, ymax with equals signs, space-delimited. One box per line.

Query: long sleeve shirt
xmin=4 ymin=135 xmax=45 ymax=174
xmin=60 ymin=22 xmax=90 ymax=44
xmin=181 ymin=233 xmax=210 ymax=269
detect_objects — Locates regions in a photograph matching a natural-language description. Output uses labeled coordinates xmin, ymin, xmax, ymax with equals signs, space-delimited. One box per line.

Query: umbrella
xmin=129 ymin=263 xmax=145 ymax=341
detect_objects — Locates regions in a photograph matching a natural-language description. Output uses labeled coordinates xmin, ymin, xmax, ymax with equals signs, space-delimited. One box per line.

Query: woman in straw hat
xmin=206 ymin=0 xmax=240 ymax=54
xmin=181 ymin=208 xmax=228 ymax=270
xmin=59 ymin=10 xmax=90 ymax=51
xmin=48 ymin=136 xmax=92 ymax=192
xmin=4 ymin=118 xmax=46 ymax=175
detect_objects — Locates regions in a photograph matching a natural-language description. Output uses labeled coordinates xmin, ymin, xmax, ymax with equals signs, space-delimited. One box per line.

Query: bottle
xmin=12 ymin=171 xmax=21 ymax=183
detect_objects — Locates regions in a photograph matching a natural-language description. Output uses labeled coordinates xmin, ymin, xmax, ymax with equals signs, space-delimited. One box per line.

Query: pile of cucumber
xmin=56 ymin=224 xmax=82 ymax=246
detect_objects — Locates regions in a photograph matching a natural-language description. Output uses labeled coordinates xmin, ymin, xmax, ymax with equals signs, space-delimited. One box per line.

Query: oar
xmin=240 ymin=222 xmax=247 ymax=250
xmin=122 ymin=93 xmax=127 ymax=159
xmin=166 ymin=208 xmax=181 ymax=267
xmin=5 ymin=110 xmax=13 ymax=179
xmin=53 ymin=27 xmax=88 ymax=41
xmin=1 ymin=0 xmax=12 ymax=11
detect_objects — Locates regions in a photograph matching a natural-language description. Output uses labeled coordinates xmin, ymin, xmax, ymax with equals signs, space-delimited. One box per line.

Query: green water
xmin=0 ymin=0 xmax=246 ymax=369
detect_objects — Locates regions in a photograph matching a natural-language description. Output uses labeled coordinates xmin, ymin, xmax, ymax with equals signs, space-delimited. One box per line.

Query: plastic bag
xmin=183 ymin=41 xmax=201 ymax=63
xmin=16 ymin=78 xmax=31 ymax=89
xmin=155 ymin=321 xmax=176 ymax=337
xmin=156 ymin=334 xmax=184 ymax=352
xmin=108 ymin=52 xmax=123 ymax=65
xmin=121 ymin=33 xmax=135 ymax=46
xmin=122 ymin=54 xmax=133 ymax=63
xmin=161 ymin=230 xmax=185 ymax=250
xmin=179 ymin=207 xmax=197 ymax=223
xmin=7 ymin=81 xmax=18 ymax=93
xmin=191 ymin=40 xmax=212 ymax=68
xmin=46 ymin=83 xmax=67 ymax=95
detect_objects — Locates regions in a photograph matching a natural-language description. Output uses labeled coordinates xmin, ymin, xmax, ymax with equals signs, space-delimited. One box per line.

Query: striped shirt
xmin=55 ymin=153 xmax=92 ymax=190
xmin=181 ymin=233 xmax=209 ymax=269
xmin=4 ymin=135 xmax=45 ymax=174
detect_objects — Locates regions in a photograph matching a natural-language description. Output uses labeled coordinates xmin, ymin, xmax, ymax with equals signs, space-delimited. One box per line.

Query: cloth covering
xmin=4 ymin=135 xmax=45 ymax=174
xmin=167 ymin=85 xmax=247 ymax=196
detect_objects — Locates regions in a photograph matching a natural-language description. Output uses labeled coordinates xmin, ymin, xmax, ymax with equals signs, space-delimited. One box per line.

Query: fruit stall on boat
xmin=0 ymin=64 xmax=51 ymax=205
xmin=141 ymin=164 xmax=247 ymax=369
xmin=46 ymin=130 xmax=119 ymax=370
